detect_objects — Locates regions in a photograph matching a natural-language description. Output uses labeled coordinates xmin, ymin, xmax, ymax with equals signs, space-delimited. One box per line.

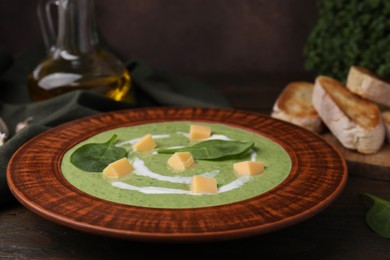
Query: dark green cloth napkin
xmin=0 ymin=46 xmax=231 ymax=206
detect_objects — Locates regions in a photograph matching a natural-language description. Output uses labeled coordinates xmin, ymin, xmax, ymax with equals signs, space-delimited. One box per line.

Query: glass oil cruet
xmin=28 ymin=0 xmax=131 ymax=102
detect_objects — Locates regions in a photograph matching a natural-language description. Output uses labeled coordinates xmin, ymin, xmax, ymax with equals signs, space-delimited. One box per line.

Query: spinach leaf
xmin=361 ymin=193 xmax=390 ymax=239
xmin=70 ymin=134 xmax=128 ymax=172
xmin=157 ymin=140 xmax=254 ymax=160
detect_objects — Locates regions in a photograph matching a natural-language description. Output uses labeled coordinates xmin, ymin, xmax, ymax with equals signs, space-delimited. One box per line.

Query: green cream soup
xmin=61 ymin=122 xmax=291 ymax=208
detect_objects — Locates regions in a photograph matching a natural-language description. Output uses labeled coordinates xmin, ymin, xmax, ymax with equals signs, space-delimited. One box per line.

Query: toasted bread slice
xmin=271 ymin=82 xmax=322 ymax=132
xmin=313 ymin=76 xmax=385 ymax=154
xmin=346 ymin=66 xmax=390 ymax=107
xmin=382 ymin=111 xmax=390 ymax=143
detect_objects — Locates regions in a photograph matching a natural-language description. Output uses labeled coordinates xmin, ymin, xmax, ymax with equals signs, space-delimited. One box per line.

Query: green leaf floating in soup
xmin=70 ymin=134 xmax=127 ymax=172
xmin=61 ymin=122 xmax=292 ymax=209
xmin=157 ymin=140 xmax=254 ymax=160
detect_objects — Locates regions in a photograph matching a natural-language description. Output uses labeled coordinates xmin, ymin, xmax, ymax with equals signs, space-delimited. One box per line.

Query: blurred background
xmin=0 ymin=0 xmax=317 ymax=80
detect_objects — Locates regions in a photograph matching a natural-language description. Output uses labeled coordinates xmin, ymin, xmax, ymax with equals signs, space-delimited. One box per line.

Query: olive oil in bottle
xmin=28 ymin=49 xmax=131 ymax=102
xmin=29 ymin=0 xmax=131 ymax=102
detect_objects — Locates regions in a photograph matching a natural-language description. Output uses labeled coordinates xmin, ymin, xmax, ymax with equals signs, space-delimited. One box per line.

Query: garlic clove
xmin=15 ymin=117 xmax=33 ymax=133
xmin=0 ymin=117 xmax=9 ymax=136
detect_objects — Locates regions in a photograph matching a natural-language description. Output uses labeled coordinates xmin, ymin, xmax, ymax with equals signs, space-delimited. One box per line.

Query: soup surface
xmin=61 ymin=122 xmax=292 ymax=208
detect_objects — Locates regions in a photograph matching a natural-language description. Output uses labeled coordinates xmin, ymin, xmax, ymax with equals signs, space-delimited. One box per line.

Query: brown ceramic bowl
xmin=7 ymin=107 xmax=347 ymax=242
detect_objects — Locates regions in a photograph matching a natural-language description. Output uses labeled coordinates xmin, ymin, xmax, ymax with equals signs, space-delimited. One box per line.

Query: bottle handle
xmin=37 ymin=0 xmax=58 ymax=52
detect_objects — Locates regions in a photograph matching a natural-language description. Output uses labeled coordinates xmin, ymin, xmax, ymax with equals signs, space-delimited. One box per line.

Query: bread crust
xmin=347 ymin=66 xmax=390 ymax=107
xmin=313 ymin=76 xmax=385 ymax=154
xmin=271 ymin=82 xmax=322 ymax=132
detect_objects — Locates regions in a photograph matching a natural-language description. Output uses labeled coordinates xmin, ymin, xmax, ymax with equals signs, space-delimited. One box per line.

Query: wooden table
xmin=1 ymin=76 xmax=390 ymax=259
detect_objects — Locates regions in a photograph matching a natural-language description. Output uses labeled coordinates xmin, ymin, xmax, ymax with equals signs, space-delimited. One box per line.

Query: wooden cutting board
xmin=322 ymin=133 xmax=390 ymax=181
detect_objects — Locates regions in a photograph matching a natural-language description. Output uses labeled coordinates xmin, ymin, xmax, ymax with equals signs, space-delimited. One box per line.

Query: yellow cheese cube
xmin=133 ymin=134 xmax=156 ymax=152
xmin=233 ymin=161 xmax=265 ymax=176
xmin=103 ymin=158 xmax=134 ymax=179
xmin=189 ymin=124 xmax=211 ymax=140
xmin=191 ymin=175 xmax=218 ymax=194
xmin=167 ymin=152 xmax=195 ymax=171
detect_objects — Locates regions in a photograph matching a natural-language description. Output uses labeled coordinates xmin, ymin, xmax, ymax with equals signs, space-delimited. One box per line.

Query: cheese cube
xmin=189 ymin=124 xmax=211 ymax=140
xmin=133 ymin=134 xmax=156 ymax=152
xmin=191 ymin=175 xmax=218 ymax=194
xmin=233 ymin=161 xmax=265 ymax=176
xmin=167 ymin=152 xmax=195 ymax=171
xmin=103 ymin=158 xmax=134 ymax=179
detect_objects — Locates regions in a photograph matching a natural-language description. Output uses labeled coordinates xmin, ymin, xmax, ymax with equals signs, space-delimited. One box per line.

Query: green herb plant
xmin=304 ymin=0 xmax=390 ymax=82
xmin=157 ymin=140 xmax=254 ymax=160
xmin=70 ymin=134 xmax=128 ymax=172
xmin=361 ymin=192 xmax=390 ymax=239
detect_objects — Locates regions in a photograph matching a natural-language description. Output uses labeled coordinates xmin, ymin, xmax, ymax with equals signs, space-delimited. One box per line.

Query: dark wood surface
xmin=1 ymin=78 xmax=390 ymax=259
